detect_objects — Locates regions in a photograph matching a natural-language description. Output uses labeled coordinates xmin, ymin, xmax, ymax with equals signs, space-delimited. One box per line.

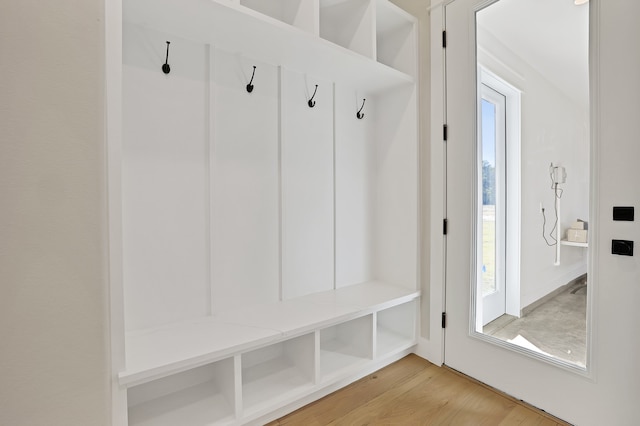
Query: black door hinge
xmin=443 ymin=124 xmax=448 ymax=141
xmin=442 ymin=30 xmax=447 ymax=48
xmin=443 ymin=218 xmax=448 ymax=235
xmin=442 ymin=312 xmax=447 ymax=328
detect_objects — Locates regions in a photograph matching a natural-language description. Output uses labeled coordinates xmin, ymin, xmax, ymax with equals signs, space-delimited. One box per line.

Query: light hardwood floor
xmin=269 ymin=354 xmax=570 ymax=425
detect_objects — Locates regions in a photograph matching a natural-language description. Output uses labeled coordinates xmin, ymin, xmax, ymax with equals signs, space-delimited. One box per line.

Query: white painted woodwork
xmin=335 ymin=85 xmax=376 ymax=288
xmin=281 ymin=69 xmax=335 ymax=300
xmin=121 ymin=319 xmax=280 ymax=387
xmin=319 ymin=0 xmax=376 ymax=59
xmin=112 ymin=0 xmax=419 ymax=424
xmin=373 ymin=86 xmax=419 ymax=289
xmin=210 ymin=50 xmax=280 ymax=314
xmin=122 ymin=25 xmax=211 ymax=331
xmin=120 ymin=281 xmax=418 ymax=387
xmin=123 ymin=0 xmax=412 ymax=93
xmin=120 ymin=295 xmax=420 ymax=425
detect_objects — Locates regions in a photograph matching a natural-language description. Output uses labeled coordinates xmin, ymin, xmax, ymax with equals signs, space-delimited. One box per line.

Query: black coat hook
xmin=162 ymin=41 xmax=171 ymax=74
xmin=246 ymin=66 xmax=256 ymax=93
xmin=308 ymin=85 xmax=318 ymax=108
xmin=357 ymin=98 xmax=366 ymax=119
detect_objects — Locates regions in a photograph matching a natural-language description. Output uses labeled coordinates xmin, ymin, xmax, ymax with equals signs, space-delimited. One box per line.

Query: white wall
xmin=0 ymin=1 xmax=110 ymax=425
xmin=478 ymin=28 xmax=590 ymax=308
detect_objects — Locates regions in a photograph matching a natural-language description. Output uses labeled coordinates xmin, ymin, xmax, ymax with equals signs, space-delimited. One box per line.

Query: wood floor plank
xmin=268 ymin=354 xmax=432 ymax=425
xmin=425 ymin=383 xmax=516 ymax=425
xmin=271 ymin=354 xmax=570 ymax=425
xmin=325 ymin=361 xmax=453 ymax=425
xmin=498 ymin=405 xmax=560 ymax=426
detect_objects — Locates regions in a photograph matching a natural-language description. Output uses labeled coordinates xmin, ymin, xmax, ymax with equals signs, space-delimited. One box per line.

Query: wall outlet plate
xmin=613 ymin=206 xmax=634 ymax=221
xmin=612 ymin=239 xmax=634 ymax=256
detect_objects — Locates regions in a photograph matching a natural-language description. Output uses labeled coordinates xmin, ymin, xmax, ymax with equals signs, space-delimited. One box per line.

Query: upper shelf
xmin=124 ymin=0 xmax=415 ymax=92
xmin=560 ymin=239 xmax=588 ymax=248
xmin=119 ymin=281 xmax=419 ymax=388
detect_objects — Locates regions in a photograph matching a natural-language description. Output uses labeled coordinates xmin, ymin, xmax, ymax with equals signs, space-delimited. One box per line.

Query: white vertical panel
xmin=334 ymin=86 xmax=375 ymax=288
xmin=122 ymin=25 xmax=210 ymax=330
xmin=373 ymin=86 xmax=418 ymax=289
xmin=210 ymin=50 xmax=280 ymax=313
xmin=281 ymin=69 xmax=334 ymax=299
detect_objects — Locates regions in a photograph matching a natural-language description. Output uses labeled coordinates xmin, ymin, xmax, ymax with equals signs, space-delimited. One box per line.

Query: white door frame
xmin=479 ymin=67 xmax=521 ymax=323
xmin=477 ymin=81 xmax=507 ymax=327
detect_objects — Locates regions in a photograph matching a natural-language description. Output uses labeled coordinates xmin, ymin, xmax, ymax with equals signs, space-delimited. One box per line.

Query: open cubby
xmin=375 ymin=0 xmax=416 ymax=76
xmin=376 ymin=300 xmax=417 ymax=358
xmin=319 ymin=0 xmax=375 ymax=59
xmin=127 ymin=358 xmax=236 ymax=425
xmin=241 ymin=334 xmax=315 ymax=414
xmin=320 ymin=315 xmax=373 ymax=381
xmin=240 ymin=0 xmax=318 ymax=34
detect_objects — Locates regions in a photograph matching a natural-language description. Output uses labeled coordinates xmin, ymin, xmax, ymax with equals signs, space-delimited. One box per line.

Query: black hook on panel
xmin=308 ymin=84 xmax=318 ymax=108
xmin=246 ymin=66 xmax=257 ymax=93
xmin=162 ymin=41 xmax=171 ymax=74
xmin=357 ymin=98 xmax=366 ymax=119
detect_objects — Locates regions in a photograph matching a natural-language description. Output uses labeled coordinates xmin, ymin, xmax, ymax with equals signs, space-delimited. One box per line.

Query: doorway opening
xmin=476 ymin=68 xmax=521 ymax=329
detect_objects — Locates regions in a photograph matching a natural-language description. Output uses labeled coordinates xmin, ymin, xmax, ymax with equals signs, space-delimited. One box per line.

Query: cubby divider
xmin=320 ymin=315 xmax=373 ymax=381
xmin=376 ymin=300 xmax=417 ymax=358
xmin=241 ymin=333 xmax=316 ymax=415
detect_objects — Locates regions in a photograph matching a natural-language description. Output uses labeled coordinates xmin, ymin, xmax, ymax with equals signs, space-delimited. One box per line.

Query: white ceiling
xmin=477 ymin=0 xmax=589 ymax=108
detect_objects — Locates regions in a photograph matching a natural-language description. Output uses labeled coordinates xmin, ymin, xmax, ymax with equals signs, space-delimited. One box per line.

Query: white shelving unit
xmin=120 ymin=284 xmax=419 ymax=424
xmin=123 ymin=0 xmax=412 ymax=92
xmin=108 ymin=0 xmax=419 ymax=424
